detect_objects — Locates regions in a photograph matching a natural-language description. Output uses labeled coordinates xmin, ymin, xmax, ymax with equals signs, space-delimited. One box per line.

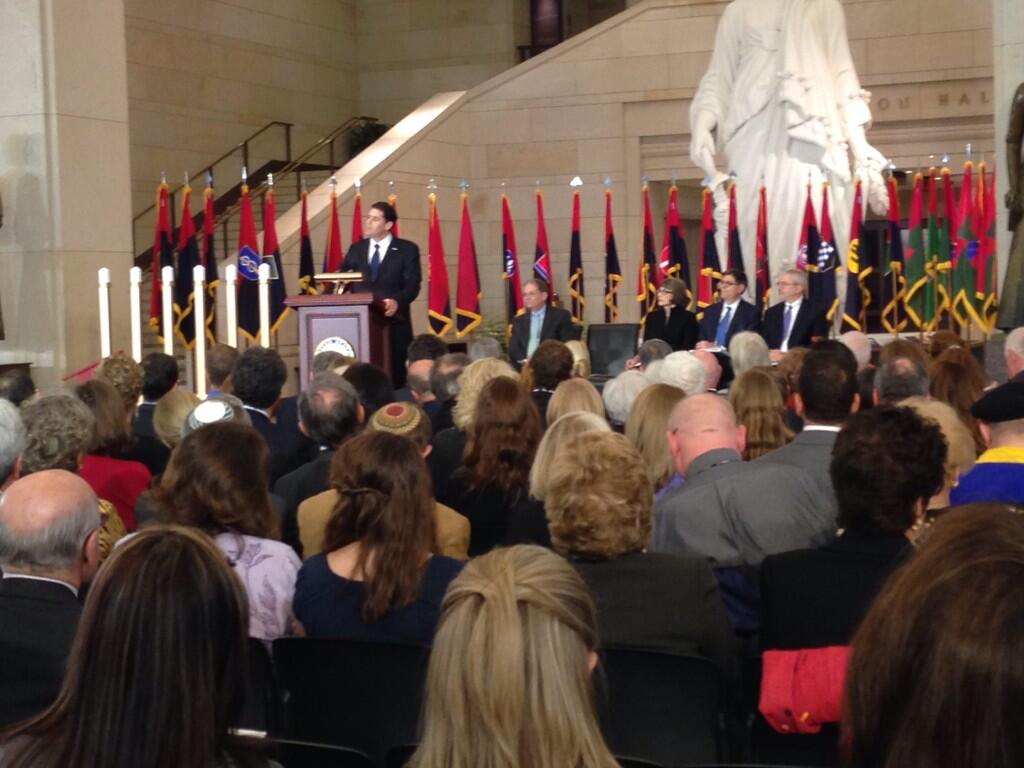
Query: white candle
xmin=258 ymin=262 xmax=271 ymax=347
xmin=224 ymin=263 xmax=238 ymax=348
xmin=161 ymin=265 xmax=174 ymax=355
xmin=97 ymin=268 xmax=111 ymax=359
xmin=192 ymin=264 xmax=207 ymax=398
xmin=129 ymin=266 xmax=142 ymax=361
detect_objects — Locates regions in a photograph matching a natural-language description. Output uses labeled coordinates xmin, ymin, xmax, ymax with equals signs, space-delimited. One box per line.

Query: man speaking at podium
xmin=342 ymin=201 xmax=422 ymax=388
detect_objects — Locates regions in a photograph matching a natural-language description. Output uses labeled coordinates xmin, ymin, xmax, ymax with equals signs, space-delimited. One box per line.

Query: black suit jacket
xmin=273 ymin=449 xmax=333 ymax=556
xmin=508 ymin=306 xmax=575 ymax=365
xmin=643 ymin=306 xmax=699 ymax=350
xmin=760 ymin=299 xmax=829 ymax=350
xmin=246 ymin=407 xmax=301 ymax=484
xmin=342 ymin=236 xmax=422 ymax=385
xmin=0 ymin=577 xmax=81 ymax=728
xmin=697 ymin=300 xmax=761 ymax=346
xmin=132 ymin=402 xmax=157 ymax=441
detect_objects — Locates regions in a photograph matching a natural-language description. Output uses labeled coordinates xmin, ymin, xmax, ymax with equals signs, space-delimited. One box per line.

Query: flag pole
xmin=193 ymin=264 xmax=207 ymax=398
xmin=97 ymin=268 xmax=111 ymax=359
xmin=258 ymin=262 xmax=271 ymax=347
xmin=224 ymin=264 xmax=238 ymax=348
xmin=887 ymin=163 xmax=900 ymax=340
xmin=129 ymin=266 xmax=142 ymax=362
xmin=161 ymin=265 xmax=175 ymax=355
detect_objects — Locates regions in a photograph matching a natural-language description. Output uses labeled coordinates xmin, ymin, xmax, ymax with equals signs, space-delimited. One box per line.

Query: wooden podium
xmin=285 ymin=293 xmax=391 ymax=383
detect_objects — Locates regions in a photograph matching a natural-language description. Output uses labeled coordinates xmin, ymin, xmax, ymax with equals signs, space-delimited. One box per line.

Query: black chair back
xmin=597 ymin=647 xmax=725 ymax=768
xmin=269 ymin=738 xmax=375 ymax=768
xmin=273 ymin=638 xmax=430 ymax=767
xmin=587 ymin=323 xmax=640 ymax=376
xmin=234 ymin=637 xmax=280 ymax=732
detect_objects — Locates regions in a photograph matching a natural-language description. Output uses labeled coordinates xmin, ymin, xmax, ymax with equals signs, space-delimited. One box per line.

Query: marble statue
xmin=689 ymin=0 xmax=889 ymax=299
xmin=997 ymin=81 xmax=1024 ymax=329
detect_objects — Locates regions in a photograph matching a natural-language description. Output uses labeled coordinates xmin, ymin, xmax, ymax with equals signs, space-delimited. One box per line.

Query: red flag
xmin=298 ymin=192 xmax=317 ymax=294
xmin=755 ymin=185 xmax=770 ymax=312
xmin=568 ymin=189 xmax=584 ymax=324
xmin=978 ymin=165 xmax=997 ymax=329
xmin=659 ymin=185 xmax=692 ymax=308
xmin=351 ymin=192 xmax=363 ymax=245
xmin=172 ymin=185 xmax=200 ymax=346
xmin=502 ymin=194 xmax=524 ymax=330
xmin=534 ymin=190 xmax=556 ymax=302
xmin=426 ymin=192 xmax=452 ymax=335
xmin=636 ymin=183 xmax=658 ymax=323
xmin=323 ymin=191 xmax=343 ymax=272
xmin=387 ymin=191 xmax=399 ymax=237
xmin=200 ymin=181 xmax=217 ymax=341
xmin=727 ymin=182 xmax=742 ymax=272
xmin=235 ymin=184 xmax=261 ymax=340
xmin=148 ymin=182 xmax=174 ymax=338
xmin=697 ymin=187 xmax=721 ymax=313
xmin=455 ymin=192 xmax=481 ymax=337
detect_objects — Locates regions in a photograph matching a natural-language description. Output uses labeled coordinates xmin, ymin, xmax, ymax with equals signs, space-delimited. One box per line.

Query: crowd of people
xmin=0 ymin=299 xmax=1023 ymax=767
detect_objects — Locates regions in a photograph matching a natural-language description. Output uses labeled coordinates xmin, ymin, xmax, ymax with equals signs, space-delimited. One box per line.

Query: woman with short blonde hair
xmin=451 ymin=358 xmax=517 ymax=431
xmin=153 ymin=389 xmax=201 ymax=449
xmin=625 ymin=383 xmax=686 ymax=492
xmin=565 ymin=339 xmax=592 ymax=378
xmin=411 ymin=545 xmax=618 ymax=768
xmin=546 ymin=377 xmax=604 ymax=424
xmin=529 ymin=411 xmax=611 ymax=501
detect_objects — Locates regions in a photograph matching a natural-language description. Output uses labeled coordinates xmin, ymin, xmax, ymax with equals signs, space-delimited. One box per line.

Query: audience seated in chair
xmin=152 ymin=388 xmax=200 ymax=451
xmin=426 ymin=352 xmax=470 ymax=434
xmin=96 ymin=352 xmax=171 ymax=476
xmin=131 ymin=352 xmax=179 ymax=441
xmin=409 ymin=545 xmax=620 ymax=768
xmin=436 ymin=377 xmax=545 ymax=556
xmin=299 ymin=402 xmax=471 ymax=561
xmin=204 ymin=343 xmax=239 ymax=396
xmin=522 ymin=339 xmax=575 ymax=428
xmin=625 ymin=384 xmax=686 ymax=497
xmin=602 ymin=369 xmax=650 ymax=429
xmin=0 ymin=470 xmax=101 ymax=729
xmin=545 ymin=431 xmax=737 ymax=680
xmin=928 ymin=355 xmax=986 ymax=453
xmin=149 ymin=422 xmax=300 ymax=642
xmin=729 ymin=369 xmax=793 ymax=460
xmin=546 ymin=376 xmax=605 ymax=424
xmin=231 ymin=346 xmax=302 ymax=482
xmin=0 ymin=369 xmax=36 ymax=407
xmin=293 ymin=431 xmax=464 ymax=644
xmin=843 ymin=504 xmax=1024 ymax=768
xmin=949 ymin=379 xmax=1024 ymax=505
xmin=530 ymin=411 xmax=611 ymax=504
xmin=0 ymin=525 xmax=277 ymax=768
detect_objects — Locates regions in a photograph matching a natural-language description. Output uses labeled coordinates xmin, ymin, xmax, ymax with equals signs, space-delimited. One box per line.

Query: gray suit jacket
xmin=755 ymin=427 xmax=839 ymax=513
xmin=650 ymin=448 xmax=836 ymax=568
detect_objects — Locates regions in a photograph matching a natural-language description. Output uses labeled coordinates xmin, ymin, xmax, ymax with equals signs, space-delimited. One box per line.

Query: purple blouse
xmin=215 ymin=533 xmax=301 ymax=642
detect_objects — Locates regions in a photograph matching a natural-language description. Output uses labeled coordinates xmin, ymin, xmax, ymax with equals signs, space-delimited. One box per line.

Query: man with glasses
xmin=760 ymin=269 xmax=829 ymax=361
xmin=341 ymin=201 xmax=422 ymax=387
xmin=696 ymin=268 xmax=761 ymax=350
xmin=508 ymin=278 xmax=574 ymax=369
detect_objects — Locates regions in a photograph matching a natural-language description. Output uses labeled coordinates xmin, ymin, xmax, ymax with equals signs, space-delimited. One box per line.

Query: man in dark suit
xmin=508 ymin=278 xmax=575 ymax=368
xmin=132 ymin=352 xmax=179 ymax=441
xmin=760 ymin=268 xmax=830 ymax=361
xmin=756 ymin=341 xmax=860 ymax=514
xmin=0 ymin=470 xmax=101 ymax=727
xmin=696 ymin=268 xmax=761 ymax=349
xmin=341 ymin=201 xmax=422 ymax=388
xmin=231 ymin=346 xmax=298 ymax=483
xmin=273 ymin=372 xmax=363 ymax=556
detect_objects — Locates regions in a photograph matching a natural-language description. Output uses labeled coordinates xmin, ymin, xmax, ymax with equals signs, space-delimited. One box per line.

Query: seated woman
xmin=545 ymin=377 xmax=605 ymax=424
xmin=625 ymin=383 xmax=687 ymax=497
xmin=437 ymin=377 xmax=544 ymax=555
xmin=642 ymin=277 xmax=698 ymax=351
xmin=149 ymin=422 xmax=300 ymax=642
xmin=757 ymin=406 xmax=946 ymax=757
xmin=0 ymin=525 xmax=274 ymax=768
xmin=73 ymin=380 xmax=150 ymax=531
xmin=293 ymin=431 xmax=464 ymax=645
xmin=544 ymin=431 xmax=737 ymax=679
xmin=728 ymin=368 xmax=794 ymax=460
xmin=410 ymin=545 xmax=619 ymax=768
xmin=152 ymin=388 xmax=200 ymax=450
xmin=844 ymin=504 xmax=1024 ymax=768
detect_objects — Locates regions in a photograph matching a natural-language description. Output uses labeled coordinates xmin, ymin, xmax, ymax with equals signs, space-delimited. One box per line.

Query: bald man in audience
xmin=838 ymin=330 xmax=873 ymax=372
xmin=651 ymin=394 xmax=833 ymax=634
xmin=0 ymin=470 xmax=102 ymax=727
xmin=1004 ymin=327 xmax=1024 ymax=382
xmin=949 ymin=380 xmax=1024 ymax=505
xmin=873 ymin=357 xmax=929 ymax=404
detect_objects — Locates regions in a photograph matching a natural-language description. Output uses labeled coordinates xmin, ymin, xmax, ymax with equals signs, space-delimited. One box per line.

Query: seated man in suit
xmin=231 ymin=346 xmax=296 ymax=483
xmin=0 ymin=469 xmax=102 ymax=727
xmin=756 ymin=340 xmax=860 ymax=514
xmin=696 ymin=268 xmax=761 ymax=349
xmin=508 ymin=278 xmax=575 ymax=368
xmin=273 ymin=372 xmax=363 ymax=556
xmin=341 ymin=201 xmax=422 ymax=388
xmin=760 ymin=269 xmax=829 ymax=362
xmin=132 ymin=353 xmax=179 ymax=441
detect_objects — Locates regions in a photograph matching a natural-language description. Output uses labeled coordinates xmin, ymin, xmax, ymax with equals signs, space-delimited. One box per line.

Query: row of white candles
xmin=96 ymin=262 xmax=274 ymax=398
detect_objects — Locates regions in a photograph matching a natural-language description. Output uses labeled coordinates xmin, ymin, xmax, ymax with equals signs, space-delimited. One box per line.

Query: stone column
xmin=995 ymin=0 xmax=1024 ymax=299
xmin=0 ymin=0 xmax=133 ymax=391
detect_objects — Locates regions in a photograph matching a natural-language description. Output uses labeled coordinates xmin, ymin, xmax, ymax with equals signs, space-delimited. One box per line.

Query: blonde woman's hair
xmin=411 ymin=545 xmax=618 ymax=768
xmin=900 ymin=396 xmax=977 ymax=484
xmin=625 ymin=383 xmax=686 ymax=490
xmin=546 ymin=431 xmax=653 ymax=558
xmin=530 ymin=411 xmax=611 ymax=500
xmin=728 ymin=368 xmax=793 ymax=460
xmin=153 ymin=388 xmax=200 ymax=448
xmin=565 ymin=340 xmax=592 ymax=378
xmin=546 ymin=378 xmax=604 ymax=425
xmin=451 ymin=358 xmax=517 ymax=431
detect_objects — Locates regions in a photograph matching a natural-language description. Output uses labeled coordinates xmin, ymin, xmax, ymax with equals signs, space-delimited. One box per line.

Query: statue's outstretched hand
xmin=690 ymin=111 xmax=719 ymax=179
